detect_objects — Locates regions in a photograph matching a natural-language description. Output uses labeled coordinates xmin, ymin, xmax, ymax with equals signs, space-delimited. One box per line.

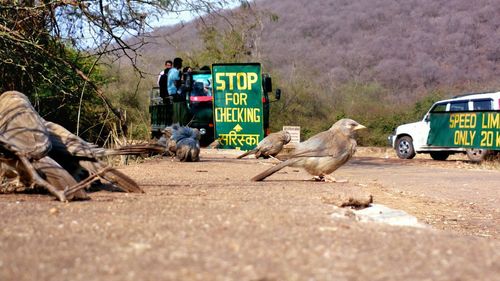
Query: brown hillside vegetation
xmin=258 ymin=0 xmax=499 ymax=93
xmin=141 ymin=0 xmax=499 ymax=94
xmin=119 ymin=0 xmax=500 ymax=143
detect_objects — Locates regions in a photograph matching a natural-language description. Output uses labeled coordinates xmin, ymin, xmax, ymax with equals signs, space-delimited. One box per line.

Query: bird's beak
xmin=354 ymin=124 xmax=367 ymax=130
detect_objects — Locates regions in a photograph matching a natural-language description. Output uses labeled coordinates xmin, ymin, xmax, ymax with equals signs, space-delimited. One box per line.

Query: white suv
xmin=388 ymin=91 xmax=500 ymax=161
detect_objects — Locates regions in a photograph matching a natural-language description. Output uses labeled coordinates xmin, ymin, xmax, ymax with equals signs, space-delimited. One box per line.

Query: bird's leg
xmin=313 ymin=176 xmax=325 ymax=181
xmin=313 ymin=175 xmax=348 ymax=183
xmin=18 ymin=156 xmax=67 ymax=202
xmin=268 ymin=155 xmax=282 ymax=164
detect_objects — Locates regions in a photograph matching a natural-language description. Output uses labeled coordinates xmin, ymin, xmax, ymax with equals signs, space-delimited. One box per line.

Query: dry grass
xmin=357 ymin=146 xmax=500 ymax=170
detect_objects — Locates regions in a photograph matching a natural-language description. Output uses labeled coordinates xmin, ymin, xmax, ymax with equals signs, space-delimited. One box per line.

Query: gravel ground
xmin=0 ymin=148 xmax=499 ymax=280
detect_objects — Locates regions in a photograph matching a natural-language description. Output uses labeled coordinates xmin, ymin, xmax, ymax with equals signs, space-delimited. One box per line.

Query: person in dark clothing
xmin=158 ymin=60 xmax=172 ymax=101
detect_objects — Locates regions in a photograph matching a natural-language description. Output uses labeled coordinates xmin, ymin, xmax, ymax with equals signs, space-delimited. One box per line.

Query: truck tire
xmin=466 ymin=148 xmax=491 ymax=162
xmin=430 ymin=151 xmax=449 ymax=161
xmin=395 ymin=136 xmax=416 ymax=159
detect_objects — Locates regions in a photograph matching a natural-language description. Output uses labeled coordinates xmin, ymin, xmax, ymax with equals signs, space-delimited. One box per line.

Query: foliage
xmin=269 ymin=67 xmax=333 ymax=140
xmin=178 ymin=2 xmax=278 ymax=68
xmin=49 ymin=0 xmax=497 ymax=146
xmin=101 ymin=63 xmax=152 ymax=140
xmin=136 ymin=0 xmax=499 ymax=147
xmin=269 ymin=73 xmax=453 ymax=146
xmin=0 ymin=0 xmax=236 ymax=143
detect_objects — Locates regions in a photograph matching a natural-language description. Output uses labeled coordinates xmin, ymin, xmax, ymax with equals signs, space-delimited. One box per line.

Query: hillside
xmin=259 ymin=0 xmax=499 ymax=93
xmin=139 ymin=0 xmax=499 ymax=97
xmin=116 ymin=0 xmax=500 ymax=144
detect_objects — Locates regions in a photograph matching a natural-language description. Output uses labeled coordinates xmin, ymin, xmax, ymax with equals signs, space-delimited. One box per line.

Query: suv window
xmin=449 ymin=101 xmax=468 ymax=112
xmin=472 ymin=99 xmax=492 ymax=110
xmin=430 ymin=103 xmax=447 ymax=113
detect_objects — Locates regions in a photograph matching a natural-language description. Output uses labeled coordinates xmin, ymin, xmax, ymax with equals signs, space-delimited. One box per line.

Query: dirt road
xmin=1 ymin=148 xmax=499 ymax=280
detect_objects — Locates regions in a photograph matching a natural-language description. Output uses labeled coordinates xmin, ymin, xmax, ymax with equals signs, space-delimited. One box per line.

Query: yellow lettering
xmin=490 ymin=113 xmax=500 ymax=129
xmin=469 ymin=131 xmax=475 ymax=145
xmin=480 ymin=131 xmax=494 ymax=147
xmin=215 ymin=73 xmax=225 ymax=90
xmin=470 ymin=113 xmax=476 ymax=128
xmin=454 ymin=130 xmax=476 ymax=145
xmin=224 ymin=93 xmax=249 ymax=106
xmin=247 ymin=73 xmax=258 ymax=89
xmin=240 ymin=93 xmax=248 ymax=105
xmin=254 ymin=108 xmax=260 ymax=122
xmin=449 ymin=114 xmax=457 ymax=128
xmin=481 ymin=113 xmax=500 ymax=129
xmin=237 ymin=73 xmax=247 ymax=90
xmin=213 ymin=107 xmax=261 ymax=123
xmin=226 ymin=73 xmax=236 ymax=90
xmin=227 ymin=107 xmax=232 ymax=121
xmin=451 ymin=113 xmax=477 ymax=128
xmin=459 ymin=131 xmax=466 ymax=145
xmin=215 ymin=72 xmax=259 ymax=91
xmin=225 ymin=93 xmax=233 ymax=105
xmin=214 ymin=107 xmax=222 ymax=122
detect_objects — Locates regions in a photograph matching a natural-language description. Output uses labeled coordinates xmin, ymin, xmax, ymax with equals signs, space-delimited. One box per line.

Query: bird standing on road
xmin=251 ymin=119 xmax=366 ymax=182
xmin=168 ymin=125 xmax=201 ymax=162
xmin=236 ymin=130 xmax=291 ymax=159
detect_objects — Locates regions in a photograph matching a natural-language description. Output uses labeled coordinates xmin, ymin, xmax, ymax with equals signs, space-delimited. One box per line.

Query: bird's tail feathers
xmin=236 ymin=149 xmax=257 ymax=159
xmin=101 ymin=168 xmax=144 ymax=193
xmin=104 ymin=144 xmax=166 ymax=156
xmin=32 ymin=156 xmax=89 ymax=200
xmin=251 ymin=158 xmax=299 ymax=181
xmin=80 ymin=161 xmax=143 ymax=193
xmin=171 ymin=126 xmax=200 ymax=142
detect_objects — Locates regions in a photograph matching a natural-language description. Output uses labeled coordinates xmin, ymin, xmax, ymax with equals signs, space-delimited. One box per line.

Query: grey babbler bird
xmin=251 ymin=119 xmax=366 ymax=182
xmin=1 ymin=91 xmax=164 ymax=200
xmin=236 ymin=130 xmax=291 ymax=159
xmin=0 ymin=91 xmax=86 ymax=201
xmin=158 ymin=125 xmax=178 ymax=156
xmin=45 ymin=121 xmax=164 ymax=193
xmin=169 ymin=125 xmax=201 ymax=162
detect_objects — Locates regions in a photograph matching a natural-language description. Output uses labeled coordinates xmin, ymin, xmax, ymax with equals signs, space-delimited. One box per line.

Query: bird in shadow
xmin=44 ymin=121 xmax=165 ymax=194
xmin=0 ymin=91 xmax=85 ymax=201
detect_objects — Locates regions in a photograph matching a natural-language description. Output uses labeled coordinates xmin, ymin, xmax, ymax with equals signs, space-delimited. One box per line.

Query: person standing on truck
xmin=181 ymin=66 xmax=193 ymax=96
xmin=168 ymin=57 xmax=188 ymax=125
xmin=158 ymin=60 xmax=172 ymax=103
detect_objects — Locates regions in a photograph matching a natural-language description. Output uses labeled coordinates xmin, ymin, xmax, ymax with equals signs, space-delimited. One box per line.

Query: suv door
xmin=418 ymin=102 xmax=448 ymax=148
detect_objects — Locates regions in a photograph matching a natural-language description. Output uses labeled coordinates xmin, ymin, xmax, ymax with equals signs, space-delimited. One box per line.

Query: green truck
xmin=150 ymin=63 xmax=281 ymax=147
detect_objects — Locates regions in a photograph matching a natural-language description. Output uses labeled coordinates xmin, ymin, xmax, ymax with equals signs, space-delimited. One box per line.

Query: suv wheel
xmin=466 ymin=148 xmax=491 ymax=162
xmin=430 ymin=151 xmax=449 ymax=161
xmin=395 ymin=136 xmax=416 ymax=159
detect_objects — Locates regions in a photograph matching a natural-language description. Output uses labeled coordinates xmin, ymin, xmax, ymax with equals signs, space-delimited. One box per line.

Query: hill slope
xmin=140 ymin=0 xmax=499 ymax=98
xmin=257 ymin=0 xmax=499 ymax=94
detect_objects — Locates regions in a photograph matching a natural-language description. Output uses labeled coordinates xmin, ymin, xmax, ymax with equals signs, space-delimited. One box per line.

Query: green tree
xmin=0 ymin=0 xmax=235 ymax=142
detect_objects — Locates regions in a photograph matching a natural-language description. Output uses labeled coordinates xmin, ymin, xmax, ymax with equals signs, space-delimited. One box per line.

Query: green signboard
xmin=212 ymin=63 xmax=264 ymax=150
xmin=428 ymin=111 xmax=500 ymax=149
